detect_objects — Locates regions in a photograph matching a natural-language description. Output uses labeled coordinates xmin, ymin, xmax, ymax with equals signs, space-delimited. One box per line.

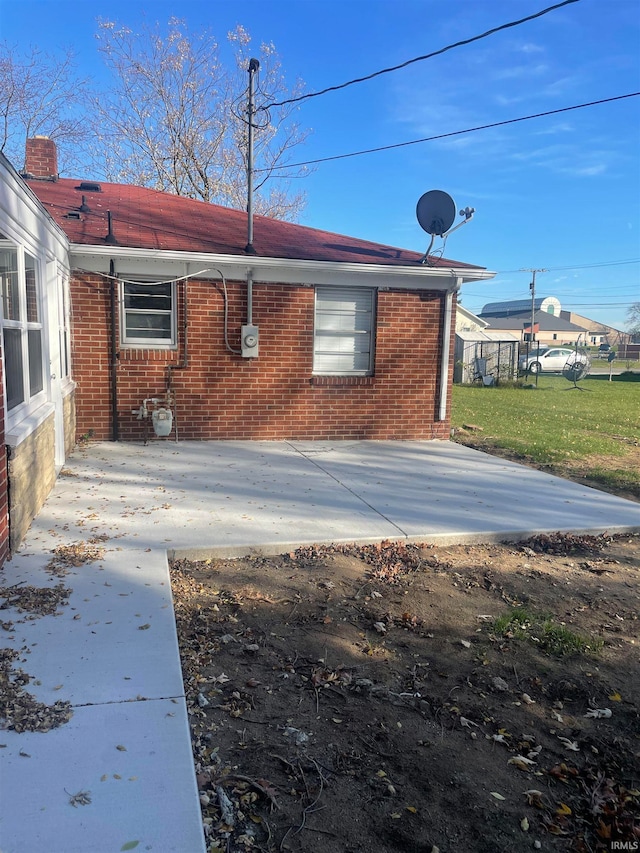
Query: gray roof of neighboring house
xmin=480 ymin=311 xmax=586 ymax=332
xmin=481 ymin=297 xmax=551 ymax=315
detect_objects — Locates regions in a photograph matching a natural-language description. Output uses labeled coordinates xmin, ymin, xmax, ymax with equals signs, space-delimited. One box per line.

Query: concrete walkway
xmin=1 ymin=440 xmax=638 ymax=853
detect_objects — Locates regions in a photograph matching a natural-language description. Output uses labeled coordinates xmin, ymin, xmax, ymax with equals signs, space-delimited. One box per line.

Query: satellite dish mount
xmin=416 ymin=190 xmax=475 ymax=264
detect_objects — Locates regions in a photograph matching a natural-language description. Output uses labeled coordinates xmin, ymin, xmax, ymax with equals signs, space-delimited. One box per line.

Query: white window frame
xmin=313 ymin=286 xmax=375 ymax=376
xmin=0 ymin=237 xmax=45 ymax=415
xmin=58 ymin=271 xmax=72 ymax=381
xmin=119 ymin=278 xmax=177 ymax=348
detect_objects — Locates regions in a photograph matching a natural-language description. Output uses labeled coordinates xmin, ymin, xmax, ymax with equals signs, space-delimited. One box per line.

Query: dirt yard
xmin=171 ymin=532 xmax=640 ymax=853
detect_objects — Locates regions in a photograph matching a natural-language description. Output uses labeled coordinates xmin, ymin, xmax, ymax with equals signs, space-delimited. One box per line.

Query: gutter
xmin=69 ymin=245 xmax=496 ymax=290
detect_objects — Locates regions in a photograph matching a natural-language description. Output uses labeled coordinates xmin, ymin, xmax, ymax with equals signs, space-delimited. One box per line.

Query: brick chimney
xmin=24 ymin=136 xmax=58 ymax=179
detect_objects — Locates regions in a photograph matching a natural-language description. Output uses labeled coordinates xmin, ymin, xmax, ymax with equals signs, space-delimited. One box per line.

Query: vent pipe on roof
xmin=244 ymin=58 xmax=259 ymax=256
xmin=105 ymin=211 xmax=118 ymax=245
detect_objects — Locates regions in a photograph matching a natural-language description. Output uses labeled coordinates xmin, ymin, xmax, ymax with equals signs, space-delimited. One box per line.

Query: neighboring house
xmin=481 ymin=296 xmax=562 ymax=318
xmin=0 ymin=136 xmax=495 ymax=564
xmin=454 ymin=305 xmax=519 ymax=384
xmin=479 ymin=296 xmax=633 ymax=351
xmin=0 ymin=147 xmax=75 ymax=561
xmin=559 ymin=310 xmax=631 ymax=350
xmin=481 ymin=311 xmax=587 ymax=347
xmin=456 ymin=304 xmax=490 ymax=333
xmin=480 ymin=296 xmax=587 ymax=347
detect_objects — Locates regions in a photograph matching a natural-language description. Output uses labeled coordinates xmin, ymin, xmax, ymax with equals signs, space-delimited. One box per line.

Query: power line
xmin=463 ymin=292 xmax=635 ymax=304
xmin=496 ymin=258 xmax=640 ymax=274
xmin=559 ymin=301 xmax=635 ymax=306
xmin=254 ymin=93 xmax=639 ymax=173
xmin=261 ymin=0 xmax=582 ymax=110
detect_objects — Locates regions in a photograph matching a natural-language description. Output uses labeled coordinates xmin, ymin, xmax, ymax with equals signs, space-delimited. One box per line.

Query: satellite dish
xmin=562 ymin=349 xmax=591 ymax=390
xmin=416 ymin=190 xmax=456 ymax=236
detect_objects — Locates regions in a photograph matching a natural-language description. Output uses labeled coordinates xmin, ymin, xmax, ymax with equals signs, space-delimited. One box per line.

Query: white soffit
xmin=70 ymin=245 xmax=496 ymax=290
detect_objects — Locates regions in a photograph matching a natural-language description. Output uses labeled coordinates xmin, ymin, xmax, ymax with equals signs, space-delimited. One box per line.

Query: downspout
xmin=437 ymin=276 xmax=461 ymax=422
xmin=109 ymin=260 xmax=119 ymax=441
xmin=166 ymin=276 xmax=189 ymax=442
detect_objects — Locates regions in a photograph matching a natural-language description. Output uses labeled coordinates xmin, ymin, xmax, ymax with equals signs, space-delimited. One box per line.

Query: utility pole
xmin=245 ymin=58 xmax=260 ymax=255
xmin=521 ymin=268 xmax=546 ymax=383
xmin=525 ymin=268 xmax=547 ymax=343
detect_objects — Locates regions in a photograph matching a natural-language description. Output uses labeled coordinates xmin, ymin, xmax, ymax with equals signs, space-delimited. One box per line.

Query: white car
xmin=519 ymin=346 xmax=578 ymax=374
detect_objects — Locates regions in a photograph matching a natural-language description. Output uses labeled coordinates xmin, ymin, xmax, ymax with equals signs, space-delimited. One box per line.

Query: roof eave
xmin=68 ymin=244 xmax=496 ymax=289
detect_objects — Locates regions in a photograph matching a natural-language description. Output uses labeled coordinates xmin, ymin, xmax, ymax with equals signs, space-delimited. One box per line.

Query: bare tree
xmin=0 ymin=43 xmax=90 ymax=174
xmin=91 ymin=18 xmax=311 ymax=220
xmin=626 ymin=302 xmax=640 ymax=339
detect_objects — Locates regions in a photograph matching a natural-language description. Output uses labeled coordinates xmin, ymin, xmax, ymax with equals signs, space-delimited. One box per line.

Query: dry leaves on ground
xmin=172 ymin=532 xmax=640 ymax=853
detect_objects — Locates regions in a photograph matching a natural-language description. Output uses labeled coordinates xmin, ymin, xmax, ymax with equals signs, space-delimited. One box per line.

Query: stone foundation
xmin=63 ymin=388 xmax=76 ymax=457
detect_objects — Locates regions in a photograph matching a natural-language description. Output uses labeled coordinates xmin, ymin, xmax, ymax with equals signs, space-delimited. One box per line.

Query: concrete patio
xmin=1 ymin=440 xmax=638 ymax=853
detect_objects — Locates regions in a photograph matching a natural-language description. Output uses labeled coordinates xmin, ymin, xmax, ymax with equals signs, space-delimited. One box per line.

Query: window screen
xmin=3 ymin=327 xmax=24 ymax=410
xmin=121 ymin=280 xmax=175 ymax=346
xmin=0 ymin=247 xmax=20 ymax=321
xmin=313 ymin=287 xmax=375 ymax=375
xmin=28 ymin=328 xmax=43 ymax=396
xmin=1 ymin=245 xmax=44 ymax=411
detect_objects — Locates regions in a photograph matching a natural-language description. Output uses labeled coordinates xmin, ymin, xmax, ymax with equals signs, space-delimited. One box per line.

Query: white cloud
xmin=541 ymin=75 xmax=581 ymax=98
xmin=560 ymin=163 xmax=608 ymax=177
xmin=517 ymin=42 xmax=545 ymax=55
xmin=535 ymin=122 xmax=574 ymax=136
xmin=510 ymin=143 xmax=569 ymax=163
xmin=493 ymin=92 xmax=534 ymax=107
xmin=492 ymin=63 xmax=549 ymax=81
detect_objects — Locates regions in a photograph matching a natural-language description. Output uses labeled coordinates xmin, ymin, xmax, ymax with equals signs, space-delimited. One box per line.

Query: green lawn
xmin=451 ymin=374 xmax=640 ymax=497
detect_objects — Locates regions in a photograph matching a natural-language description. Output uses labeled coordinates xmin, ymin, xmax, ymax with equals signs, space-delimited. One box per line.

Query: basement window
xmin=313 ymin=286 xmax=375 ymax=376
xmin=120 ymin=280 xmax=176 ymax=347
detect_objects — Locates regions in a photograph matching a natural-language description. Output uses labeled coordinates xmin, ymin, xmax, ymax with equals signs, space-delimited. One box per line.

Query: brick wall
xmin=71 ymin=274 xmax=455 ymax=442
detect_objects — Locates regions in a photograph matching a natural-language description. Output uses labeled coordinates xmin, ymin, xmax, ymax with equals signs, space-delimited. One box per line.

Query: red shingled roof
xmin=26 ymin=177 xmax=481 ymax=269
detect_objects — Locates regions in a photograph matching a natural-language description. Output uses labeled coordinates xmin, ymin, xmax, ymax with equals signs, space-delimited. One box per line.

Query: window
xmin=25 ymin=253 xmax=43 ymax=395
xmin=313 ymin=286 xmax=375 ymax=375
xmin=0 ymin=238 xmax=44 ymax=411
xmin=120 ymin=280 xmax=176 ymax=347
xmin=57 ymin=273 xmax=71 ymax=380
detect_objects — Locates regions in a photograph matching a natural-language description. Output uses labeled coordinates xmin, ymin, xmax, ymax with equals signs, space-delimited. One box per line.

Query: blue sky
xmin=1 ymin=0 xmax=639 ymax=330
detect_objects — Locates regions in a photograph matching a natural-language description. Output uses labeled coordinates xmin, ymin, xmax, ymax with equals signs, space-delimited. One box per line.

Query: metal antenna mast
xmin=245 ymin=58 xmax=260 ymax=255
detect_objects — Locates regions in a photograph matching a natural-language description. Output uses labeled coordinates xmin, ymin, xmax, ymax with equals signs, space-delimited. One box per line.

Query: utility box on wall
xmin=241 ymin=324 xmax=259 ymax=358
